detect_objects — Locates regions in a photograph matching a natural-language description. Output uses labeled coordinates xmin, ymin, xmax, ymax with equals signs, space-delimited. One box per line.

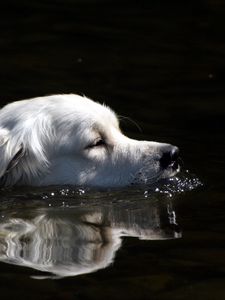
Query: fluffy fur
xmin=0 ymin=94 xmax=179 ymax=187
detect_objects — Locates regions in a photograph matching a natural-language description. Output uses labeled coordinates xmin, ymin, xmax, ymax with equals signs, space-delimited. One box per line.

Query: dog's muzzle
xmin=159 ymin=146 xmax=180 ymax=171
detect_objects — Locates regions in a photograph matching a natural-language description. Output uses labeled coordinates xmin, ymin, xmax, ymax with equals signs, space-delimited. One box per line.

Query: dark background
xmin=1 ymin=1 xmax=225 ymax=299
xmin=1 ymin=0 xmax=225 ymax=181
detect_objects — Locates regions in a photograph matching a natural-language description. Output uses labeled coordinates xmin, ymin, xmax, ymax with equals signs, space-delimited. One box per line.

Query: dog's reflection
xmin=0 ymin=200 xmax=181 ymax=278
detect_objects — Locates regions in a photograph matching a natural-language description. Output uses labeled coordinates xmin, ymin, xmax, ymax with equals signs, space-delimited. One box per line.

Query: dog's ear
xmin=0 ymin=128 xmax=25 ymax=179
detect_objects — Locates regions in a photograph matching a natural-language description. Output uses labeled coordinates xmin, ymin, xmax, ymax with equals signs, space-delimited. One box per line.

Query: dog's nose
xmin=159 ymin=146 xmax=180 ymax=169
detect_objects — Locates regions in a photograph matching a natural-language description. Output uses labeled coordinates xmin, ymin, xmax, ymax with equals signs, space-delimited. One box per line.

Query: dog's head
xmin=0 ymin=95 xmax=180 ymax=187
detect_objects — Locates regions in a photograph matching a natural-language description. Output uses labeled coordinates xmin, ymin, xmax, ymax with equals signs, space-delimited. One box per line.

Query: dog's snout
xmin=160 ymin=146 xmax=179 ymax=169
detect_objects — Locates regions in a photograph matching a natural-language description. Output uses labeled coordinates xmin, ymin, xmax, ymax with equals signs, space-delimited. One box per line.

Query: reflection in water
xmin=0 ymin=199 xmax=181 ymax=278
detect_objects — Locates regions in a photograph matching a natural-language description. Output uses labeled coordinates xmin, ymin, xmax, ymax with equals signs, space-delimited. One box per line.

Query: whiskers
xmin=130 ymin=167 xmax=164 ymax=186
xmin=118 ymin=115 xmax=143 ymax=133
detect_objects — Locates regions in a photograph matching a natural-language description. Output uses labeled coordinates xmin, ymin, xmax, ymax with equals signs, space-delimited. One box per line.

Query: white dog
xmin=0 ymin=94 xmax=179 ymax=187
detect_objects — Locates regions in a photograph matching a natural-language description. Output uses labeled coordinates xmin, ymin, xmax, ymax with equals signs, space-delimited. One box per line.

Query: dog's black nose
xmin=160 ymin=146 xmax=180 ymax=169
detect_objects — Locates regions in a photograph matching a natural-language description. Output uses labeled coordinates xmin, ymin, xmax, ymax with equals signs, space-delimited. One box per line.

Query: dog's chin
xmin=161 ymin=164 xmax=181 ymax=179
xmin=131 ymin=164 xmax=181 ymax=186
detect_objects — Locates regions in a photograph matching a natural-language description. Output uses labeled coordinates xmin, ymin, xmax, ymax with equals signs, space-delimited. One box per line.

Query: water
xmin=1 ymin=1 xmax=225 ymax=299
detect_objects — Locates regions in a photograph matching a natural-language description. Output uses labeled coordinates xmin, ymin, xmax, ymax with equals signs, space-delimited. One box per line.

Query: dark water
xmin=1 ymin=1 xmax=225 ymax=299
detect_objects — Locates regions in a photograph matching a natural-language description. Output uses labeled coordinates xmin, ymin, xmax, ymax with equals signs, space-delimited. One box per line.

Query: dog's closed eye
xmin=86 ymin=138 xmax=106 ymax=149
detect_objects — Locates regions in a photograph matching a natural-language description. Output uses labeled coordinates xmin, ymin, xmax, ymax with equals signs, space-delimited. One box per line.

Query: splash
xmin=38 ymin=171 xmax=202 ymax=203
xmin=149 ymin=170 xmax=203 ymax=198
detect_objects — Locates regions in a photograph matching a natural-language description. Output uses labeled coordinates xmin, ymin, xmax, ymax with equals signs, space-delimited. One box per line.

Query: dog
xmin=0 ymin=94 xmax=180 ymax=187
